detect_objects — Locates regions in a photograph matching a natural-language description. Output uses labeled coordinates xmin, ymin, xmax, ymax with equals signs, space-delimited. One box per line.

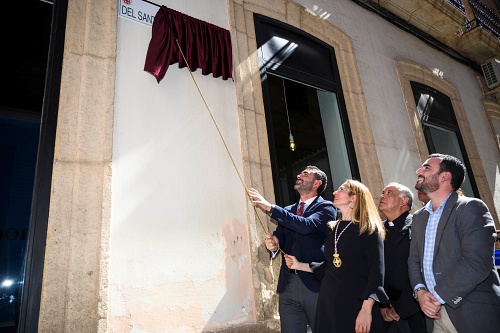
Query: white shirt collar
xmin=299 ymin=196 xmax=317 ymax=209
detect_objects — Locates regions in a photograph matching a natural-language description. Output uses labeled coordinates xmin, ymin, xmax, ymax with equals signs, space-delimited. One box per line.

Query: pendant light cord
xmin=282 ymin=79 xmax=292 ymax=136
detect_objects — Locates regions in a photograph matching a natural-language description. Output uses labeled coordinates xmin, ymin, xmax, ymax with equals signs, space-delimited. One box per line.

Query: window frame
xmin=410 ymin=81 xmax=479 ymax=198
xmin=17 ymin=1 xmax=67 ymax=331
xmin=254 ymin=14 xmax=359 ymax=206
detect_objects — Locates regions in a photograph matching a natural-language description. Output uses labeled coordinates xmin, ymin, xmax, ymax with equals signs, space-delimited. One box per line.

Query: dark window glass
xmin=255 ymin=15 xmax=359 ymax=207
xmin=411 ymin=81 xmax=478 ymax=197
xmin=0 ymin=1 xmax=54 ymax=331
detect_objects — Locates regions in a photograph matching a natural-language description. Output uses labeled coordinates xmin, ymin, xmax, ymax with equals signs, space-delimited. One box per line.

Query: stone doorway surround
xmin=483 ymin=100 xmax=500 ymax=153
xmin=228 ymin=0 xmax=384 ymax=328
xmin=38 ymin=0 xmax=116 ymax=332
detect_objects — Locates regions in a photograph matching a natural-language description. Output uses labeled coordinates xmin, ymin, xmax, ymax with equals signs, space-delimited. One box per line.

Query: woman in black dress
xmin=285 ymin=179 xmax=388 ymax=333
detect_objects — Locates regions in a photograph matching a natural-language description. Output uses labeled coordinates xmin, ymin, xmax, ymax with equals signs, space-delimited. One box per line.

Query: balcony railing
xmin=448 ymin=0 xmax=500 ymax=39
xmin=469 ymin=0 xmax=500 ymax=39
xmin=447 ymin=0 xmax=466 ymax=14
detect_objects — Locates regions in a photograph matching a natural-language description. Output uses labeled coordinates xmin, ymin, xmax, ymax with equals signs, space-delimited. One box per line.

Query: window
xmin=255 ymin=15 xmax=359 ymax=206
xmin=411 ymin=82 xmax=478 ymax=197
xmin=0 ymin=1 xmax=66 ymax=331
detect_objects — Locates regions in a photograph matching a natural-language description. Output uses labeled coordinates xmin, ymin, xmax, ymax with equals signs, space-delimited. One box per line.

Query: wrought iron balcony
xmin=466 ymin=0 xmax=500 ymax=39
xmin=355 ymin=0 xmax=500 ymax=68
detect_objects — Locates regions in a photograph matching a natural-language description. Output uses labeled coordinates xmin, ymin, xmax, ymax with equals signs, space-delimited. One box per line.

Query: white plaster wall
xmin=110 ymin=1 xmax=254 ymax=332
xmin=297 ymin=0 xmax=500 ymax=206
xmin=110 ymin=0 xmax=500 ymax=330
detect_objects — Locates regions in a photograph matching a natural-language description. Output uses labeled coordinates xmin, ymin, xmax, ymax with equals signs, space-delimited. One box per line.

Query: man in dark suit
xmin=248 ymin=166 xmax=336 ymax=333
xmin=378 ymin=182 xmax=426 ymax=333
xmin=409 ymin=154 xmax=500 ymax=333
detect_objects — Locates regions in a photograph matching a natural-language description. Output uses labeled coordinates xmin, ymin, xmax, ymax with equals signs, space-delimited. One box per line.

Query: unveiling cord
xmin=160 ymin=7 xmax=284 ymax=255
xmin=173 ymin=39 xmax=274 ymax=235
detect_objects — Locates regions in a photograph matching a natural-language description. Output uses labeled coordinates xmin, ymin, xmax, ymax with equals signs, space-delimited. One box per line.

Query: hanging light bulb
xmin=282 ymin=79 xmax=296 ymax=152
xmin=289 ymin=134 xmax=296 ymax=151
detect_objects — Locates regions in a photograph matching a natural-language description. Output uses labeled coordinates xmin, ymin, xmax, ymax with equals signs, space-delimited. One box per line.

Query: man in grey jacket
xmin=408 ymin=153 xmax=500 ymax=333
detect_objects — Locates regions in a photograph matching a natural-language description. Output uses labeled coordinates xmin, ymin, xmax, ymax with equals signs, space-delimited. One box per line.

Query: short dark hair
xmin=429 ymin=153 xmax=466 ymax=191
xmin=307 ymin=165 xmax=327 ymax=194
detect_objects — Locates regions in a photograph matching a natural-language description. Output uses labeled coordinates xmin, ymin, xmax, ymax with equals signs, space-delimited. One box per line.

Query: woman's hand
xmin=355 ymin=298 xmax=374 ymax=333
xmin=284 ymin=254 xmax=299 ymax=269
xmin=284 ymin=254 xmax=312 ymax=272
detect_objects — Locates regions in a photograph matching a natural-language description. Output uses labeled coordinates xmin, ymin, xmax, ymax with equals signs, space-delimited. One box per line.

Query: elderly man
xmin=378 ymin=182 xmax=426 ymax=333
xmin=409 ymin=154 xmax=500 ymax=333
xmin=249 ymin=165 xmax=336 ymax=333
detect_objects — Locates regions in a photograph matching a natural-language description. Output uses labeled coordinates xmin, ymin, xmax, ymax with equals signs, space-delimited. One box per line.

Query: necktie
xmin=297 ymin=202 xmax=305 ymax=216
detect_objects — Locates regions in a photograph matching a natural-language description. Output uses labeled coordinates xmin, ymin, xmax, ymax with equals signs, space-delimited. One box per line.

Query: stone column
xmin=38 ymin=1 xmax=117 ymax=332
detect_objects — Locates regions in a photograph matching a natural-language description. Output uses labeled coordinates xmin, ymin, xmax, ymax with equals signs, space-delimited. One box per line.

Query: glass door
xmin=0 ymin=1 xmax=55 ymax=331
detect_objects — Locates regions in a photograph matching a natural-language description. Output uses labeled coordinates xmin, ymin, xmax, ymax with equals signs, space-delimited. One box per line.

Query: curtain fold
xmin=144 ymin=6 xmax=233 ymax=83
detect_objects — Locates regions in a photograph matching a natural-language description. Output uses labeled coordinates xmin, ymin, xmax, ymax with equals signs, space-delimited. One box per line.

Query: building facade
xmin=1 ymin=0 xmax=500 ymax=332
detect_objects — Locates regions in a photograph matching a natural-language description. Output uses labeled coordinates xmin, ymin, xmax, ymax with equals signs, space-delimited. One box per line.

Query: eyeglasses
xmin=496 ymin=237 xmax=500 ymax=242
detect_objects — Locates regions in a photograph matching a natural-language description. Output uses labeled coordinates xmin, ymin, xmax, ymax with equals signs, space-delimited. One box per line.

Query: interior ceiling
xmin=268 ymin=75 xmax=327 ymax=164
xmin=0 ymin=1 xmax=52 ymax=115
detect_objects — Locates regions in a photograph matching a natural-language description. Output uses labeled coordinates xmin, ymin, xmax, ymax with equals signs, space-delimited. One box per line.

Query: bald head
xmin=378 ymin=182 xmax=413 ymax=221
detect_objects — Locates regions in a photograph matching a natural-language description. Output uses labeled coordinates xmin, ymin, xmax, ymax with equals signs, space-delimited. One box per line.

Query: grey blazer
xmin=408 ymin=191 xmax=500 ymax=333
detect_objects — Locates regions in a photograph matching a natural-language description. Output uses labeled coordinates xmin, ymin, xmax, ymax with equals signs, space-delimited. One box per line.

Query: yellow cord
xmin=173 ymin=39 xmax=273 ymax=236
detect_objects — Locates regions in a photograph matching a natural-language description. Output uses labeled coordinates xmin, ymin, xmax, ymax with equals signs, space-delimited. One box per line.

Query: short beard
xmin=294 ymin=179 xmax=314 ymax=195
xmin=415 ymin=172 xmax=440 ymax=194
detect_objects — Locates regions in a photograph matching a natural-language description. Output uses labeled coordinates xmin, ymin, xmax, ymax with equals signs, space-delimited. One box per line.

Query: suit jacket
xmin=408 ymin=192 xmax=500 ymax=332
xmin=271 ymin=196 xmax=336 ymax=293
xmin=383 ymin=212 xmax=421 ymax=319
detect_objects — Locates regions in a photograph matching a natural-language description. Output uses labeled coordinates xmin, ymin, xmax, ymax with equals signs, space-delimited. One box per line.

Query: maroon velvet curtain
xmin=144 ymin=6 xmax=233 ymax=83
